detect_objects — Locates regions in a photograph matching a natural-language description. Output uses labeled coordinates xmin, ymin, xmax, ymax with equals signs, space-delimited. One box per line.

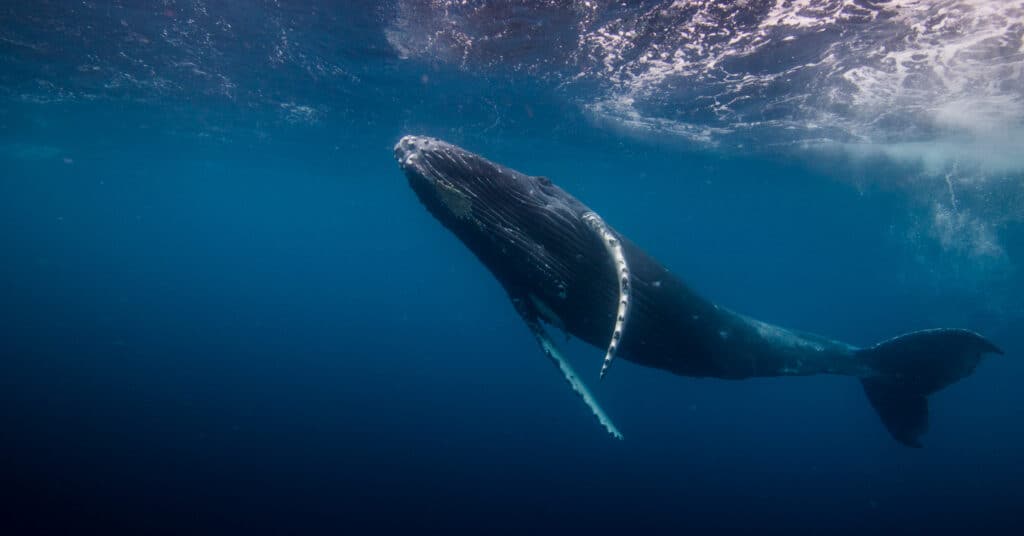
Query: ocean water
xmin=2 ymin=1 xmax=1023 ymax=533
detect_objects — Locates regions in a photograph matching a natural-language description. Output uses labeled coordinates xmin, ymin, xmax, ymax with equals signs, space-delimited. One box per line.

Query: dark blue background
xmin=2 ymin=2 xmax=1023 ymax=534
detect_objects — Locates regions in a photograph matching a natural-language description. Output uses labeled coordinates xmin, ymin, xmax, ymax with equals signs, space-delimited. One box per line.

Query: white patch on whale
xmin=582 ymin=211 xmax=631 ymax=380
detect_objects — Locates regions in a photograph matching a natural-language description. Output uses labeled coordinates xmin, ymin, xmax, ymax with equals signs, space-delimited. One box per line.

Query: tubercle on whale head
xmin=393 ymin=135 xmax=439 ymax=177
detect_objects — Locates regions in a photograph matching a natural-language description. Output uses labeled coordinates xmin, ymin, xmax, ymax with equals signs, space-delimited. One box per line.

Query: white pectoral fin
xmin=523 ymin=314 xmax=624 ymax=440
xmin=581 ymin=211 xmax=631 ymax=380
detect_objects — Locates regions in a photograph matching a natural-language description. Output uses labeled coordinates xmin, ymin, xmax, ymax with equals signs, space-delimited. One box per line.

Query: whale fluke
xmin=857 ymin=329 xmax=1004 ymax=447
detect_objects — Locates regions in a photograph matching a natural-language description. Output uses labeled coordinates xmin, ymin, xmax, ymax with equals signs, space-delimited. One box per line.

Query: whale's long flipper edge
xmin=581 ymin=211 xmax=631 ymax=381
xmin=515 ymin=297 xmax=624 ymax=440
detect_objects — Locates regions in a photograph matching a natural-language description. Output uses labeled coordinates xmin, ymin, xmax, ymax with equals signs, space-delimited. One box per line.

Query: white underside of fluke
xmin=582 ymin=211 xmax=631 ymax=380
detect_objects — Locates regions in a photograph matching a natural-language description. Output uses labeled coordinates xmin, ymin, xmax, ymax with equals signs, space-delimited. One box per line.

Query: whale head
xmin=395 ymin=135 xmax=570 ymax=222
xmin=394 ymin=135 xmax=601 ymax=299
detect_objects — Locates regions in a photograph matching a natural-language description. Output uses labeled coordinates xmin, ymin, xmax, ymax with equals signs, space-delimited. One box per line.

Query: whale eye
xmin=536 ymin=176 xmax=552 ymax=187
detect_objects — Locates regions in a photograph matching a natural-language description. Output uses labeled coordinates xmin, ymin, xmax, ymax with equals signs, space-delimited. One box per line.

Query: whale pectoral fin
xmin=581 ymin=211 xmax=631 ymax=380
xmin=514 ymin=298 xmax=624 ymax=440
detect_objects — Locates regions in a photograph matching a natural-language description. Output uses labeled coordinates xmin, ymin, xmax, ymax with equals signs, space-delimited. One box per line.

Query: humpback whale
xmin=394 ymin=135 xmax=1004 ymax=447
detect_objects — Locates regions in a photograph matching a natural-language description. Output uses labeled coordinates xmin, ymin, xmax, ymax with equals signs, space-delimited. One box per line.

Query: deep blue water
xmin=3 ymin=2 xmax=1024 ymax=534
